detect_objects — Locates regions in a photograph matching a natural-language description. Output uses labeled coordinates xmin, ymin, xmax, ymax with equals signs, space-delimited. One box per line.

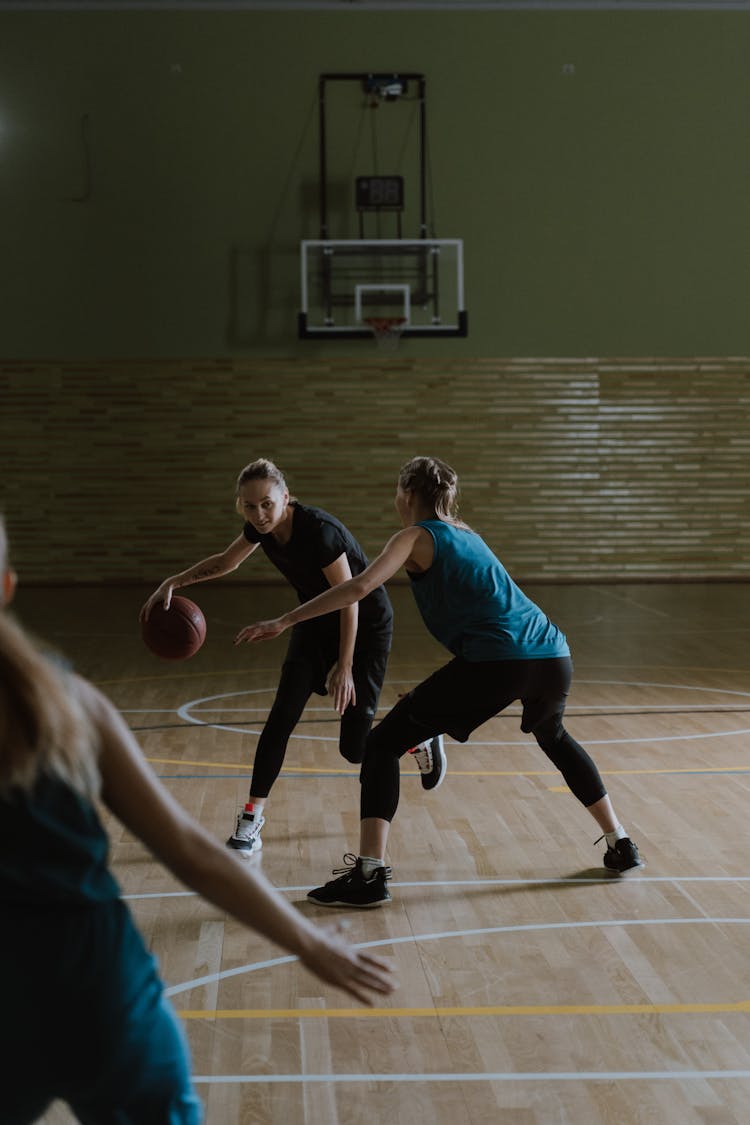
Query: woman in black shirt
xmin=142 ymin=458 xmax=404 ymax=856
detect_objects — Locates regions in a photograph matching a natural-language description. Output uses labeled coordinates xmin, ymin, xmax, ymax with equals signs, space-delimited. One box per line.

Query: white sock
xmin=244 ymin=801 xmax=265 ymax=820
xmin=359 ymin=855 xmax=384 ymax=877
xmin=605 ymin=825 xmax=627 ymax=847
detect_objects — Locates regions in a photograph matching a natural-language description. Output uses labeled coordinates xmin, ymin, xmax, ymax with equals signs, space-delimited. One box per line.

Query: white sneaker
xmin=410 ymin=735 xmax=447 ymax=791
xmin=226 ymin=810 xmax=265 ymax=857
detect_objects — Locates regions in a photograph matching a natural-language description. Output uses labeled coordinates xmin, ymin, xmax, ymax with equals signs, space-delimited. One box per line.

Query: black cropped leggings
xmin=249 ymin=625 xmax=391 ymax=798
xmin=359 ymin=655 xmax=607 ymax=822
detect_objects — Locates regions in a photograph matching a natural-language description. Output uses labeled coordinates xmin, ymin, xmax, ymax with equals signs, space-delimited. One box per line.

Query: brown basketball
xmin=141 ymin=596 xmax=206 ymax=660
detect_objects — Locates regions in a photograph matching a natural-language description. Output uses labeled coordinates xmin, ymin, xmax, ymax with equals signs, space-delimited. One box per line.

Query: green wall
xmin=1 ymin=9 xmax=749 ymax=357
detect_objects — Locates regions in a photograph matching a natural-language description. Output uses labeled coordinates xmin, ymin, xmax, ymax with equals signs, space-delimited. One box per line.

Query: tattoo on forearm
xmin=190 ymin=565 xmax=220 ymax=582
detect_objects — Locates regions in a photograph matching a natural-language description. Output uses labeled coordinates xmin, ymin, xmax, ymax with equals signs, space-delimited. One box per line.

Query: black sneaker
xmin=601 ymin=836 xmax=644 ymax=874
xmin=307 ymin=854 xmax=392 ymax=908
xmin=410 ymin=735 xmax=447 ymax=791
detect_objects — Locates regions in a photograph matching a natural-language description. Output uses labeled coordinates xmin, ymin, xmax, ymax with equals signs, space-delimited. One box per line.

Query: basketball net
xmin=363 ymin=316 xmax=406 ymax=351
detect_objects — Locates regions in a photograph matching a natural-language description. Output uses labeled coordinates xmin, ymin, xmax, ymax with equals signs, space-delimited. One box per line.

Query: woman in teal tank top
xmin=237 ymin=457 xmax=643 ymax=908
xmin=0 ymin=517 xmax=395 ymax=1123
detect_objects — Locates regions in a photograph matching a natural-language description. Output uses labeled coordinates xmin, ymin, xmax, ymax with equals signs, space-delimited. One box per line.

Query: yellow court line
xmin=146 ymin=757 xmax=750 ymax=779
xmin=177 ymin=1001 xmax=750 ymax=1020
xmin=147 ymin=757 xmax=359 ymax=773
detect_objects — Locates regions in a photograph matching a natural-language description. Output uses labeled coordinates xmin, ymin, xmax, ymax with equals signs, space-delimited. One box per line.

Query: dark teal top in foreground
xmin=408 ymin=519 xmax=570 ymax=662
xmin=0 ymin=773 xmax=121 ymax=906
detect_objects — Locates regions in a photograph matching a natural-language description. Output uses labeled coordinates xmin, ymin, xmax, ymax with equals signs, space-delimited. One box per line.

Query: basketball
xmin=141 ymin=596 xmax=206 ymax=660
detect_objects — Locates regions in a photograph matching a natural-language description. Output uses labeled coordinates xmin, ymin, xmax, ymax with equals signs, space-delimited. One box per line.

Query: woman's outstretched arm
xmin=234 ymin=527 xmax=421 ymax=645
xmin=81 ymin=677 xmax=397 ymax=1004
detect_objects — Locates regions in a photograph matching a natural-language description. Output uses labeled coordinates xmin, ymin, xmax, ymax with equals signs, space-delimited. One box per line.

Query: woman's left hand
xmin=234 ymin=618 xmax=286 ymax=645
xmin=327 ymin=663 xmax=356 ymax=714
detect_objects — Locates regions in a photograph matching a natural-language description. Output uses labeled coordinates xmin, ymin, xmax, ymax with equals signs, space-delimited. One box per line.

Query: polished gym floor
xmin=17 ymin=580 xmax=750 ymax=1125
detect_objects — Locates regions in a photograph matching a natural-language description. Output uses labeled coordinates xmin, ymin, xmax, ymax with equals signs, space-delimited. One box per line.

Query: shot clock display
xmin=355 ymin=175 xmax=404 ymax=211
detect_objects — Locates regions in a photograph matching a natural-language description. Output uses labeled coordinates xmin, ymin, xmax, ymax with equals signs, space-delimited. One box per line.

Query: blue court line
xmin=154 ymin=768 xmax=750 ymax=781
xmin=191 ymin=1069 xmax=750 ymax=1086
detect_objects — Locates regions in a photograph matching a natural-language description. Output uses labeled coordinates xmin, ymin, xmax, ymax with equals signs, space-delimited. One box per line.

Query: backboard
xmin=298 ymin=238 xmax=467 ymax=339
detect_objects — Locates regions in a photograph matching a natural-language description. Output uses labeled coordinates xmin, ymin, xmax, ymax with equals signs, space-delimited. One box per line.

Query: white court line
xmin=122 ymin=709 xmax=190 ymax=714
xmin=124 ymin=874 xmax=750 ymax=901
xmin=465 ymin=729 xmax=750 ymax=746
xmin=173 ymin=680 xmax=750 ymax=744
xmin=191 ymin=1069 xmax=750 ymax=1085
xmin=163 ymin=917 xmax=750 ymax=998
xmin=589 ymin=587 xmax=673 ymax=618
xmin=121 ymin=704 xmax=750 ymax=716
xmin=584 ymin=680 xmax=750 ymax=700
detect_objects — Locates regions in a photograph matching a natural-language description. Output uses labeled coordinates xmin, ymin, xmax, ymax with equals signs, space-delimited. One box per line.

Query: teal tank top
xmin=408 ymin=520 xmax=570 ymax=662
xmin=0 ymin=774 xmax=121 ymax=907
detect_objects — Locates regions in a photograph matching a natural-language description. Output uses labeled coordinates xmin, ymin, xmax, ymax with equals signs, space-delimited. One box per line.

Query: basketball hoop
xmin=363 ymin=316 xmax=406 ymax=351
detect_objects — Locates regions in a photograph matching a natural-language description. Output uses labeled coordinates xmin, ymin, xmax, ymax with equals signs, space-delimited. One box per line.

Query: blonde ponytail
xmin=0 ymin=613 xmax=99 ymax=800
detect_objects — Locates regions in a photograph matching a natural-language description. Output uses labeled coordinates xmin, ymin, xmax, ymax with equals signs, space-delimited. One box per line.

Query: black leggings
xmin=360 ymin=655 xmax=606 ymax=822
xmin=250 ymin=626 xmax=391 ymax=798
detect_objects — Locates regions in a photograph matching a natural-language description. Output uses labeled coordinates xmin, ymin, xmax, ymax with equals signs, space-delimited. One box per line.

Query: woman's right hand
xmin=140 ymin=581 xmax=175 ymax=622
xmin=299 ymin=924 xmax=397 ymax=1005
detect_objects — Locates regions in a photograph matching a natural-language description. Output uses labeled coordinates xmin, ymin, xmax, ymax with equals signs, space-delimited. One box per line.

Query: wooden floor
xmin=16 ymin=580 xmax=750 ymax=1125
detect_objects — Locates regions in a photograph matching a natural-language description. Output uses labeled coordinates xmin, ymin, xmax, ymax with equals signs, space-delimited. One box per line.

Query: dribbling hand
xmin=140 ymin=583 xmax=175 ymax=622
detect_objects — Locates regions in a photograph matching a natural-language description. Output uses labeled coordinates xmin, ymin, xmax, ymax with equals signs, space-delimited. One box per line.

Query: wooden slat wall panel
xmin=1 ymin=356 xmax=748 ymax=583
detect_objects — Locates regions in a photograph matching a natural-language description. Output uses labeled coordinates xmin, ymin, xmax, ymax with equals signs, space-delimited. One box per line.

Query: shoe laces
xmin=331 ymin=852 xmax=359 ymax=877
xmin=411 ymin=743 xmax=432 ymax=773
xmin=235 ymin=812 xmax=264 ymax=841
xmin=324 ymin=853 xmax=364 ymax=887
xmin=594 ymin=834 xmax=628 ymax=851
xmin=329 ymin=853 xmax=392 ymax=883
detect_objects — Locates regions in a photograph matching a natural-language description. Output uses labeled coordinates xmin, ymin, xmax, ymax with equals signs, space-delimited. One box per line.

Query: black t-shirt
xmin=243 ymin=502 xmax=392 ymax=635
